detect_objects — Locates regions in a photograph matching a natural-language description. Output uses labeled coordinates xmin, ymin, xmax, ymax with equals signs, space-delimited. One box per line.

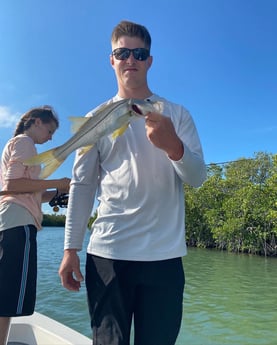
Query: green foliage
xmin=87 ymin=211 xmax=97 ymax=229
xmin=42 ymin=212 xmax=97 ymax=229
xmin=43 ymin=152 xmax=277 ymax=257
xmin=42 ymin=213 xmax=66 ymax=227
xmin=185 ymin=152 xmax=277 ymax=257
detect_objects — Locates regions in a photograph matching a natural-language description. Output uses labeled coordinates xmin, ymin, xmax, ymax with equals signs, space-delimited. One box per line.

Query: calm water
xmin=36 ymin=227 xmax=277 ymax=345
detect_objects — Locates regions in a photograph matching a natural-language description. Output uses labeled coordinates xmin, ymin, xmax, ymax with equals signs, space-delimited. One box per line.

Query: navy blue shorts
xmin=0 ymin=225 xmax=37 ymax=317
xmin=86 ymin=254 xmax=185 ymax=345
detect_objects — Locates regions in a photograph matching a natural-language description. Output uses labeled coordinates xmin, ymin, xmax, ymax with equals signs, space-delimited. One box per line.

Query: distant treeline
xmin=43 ymin=152 xmax=277 ymax=257
xmin=42 ymin=212 xmax=97 ymax=228
xmin=185 ymin=152 xmax=277 ymax=257
xmin=42 ymin=214 xmax=66 ymax=227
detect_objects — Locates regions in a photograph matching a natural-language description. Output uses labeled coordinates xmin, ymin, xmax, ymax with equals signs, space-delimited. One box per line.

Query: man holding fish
xmin=59 ymin=20 xmax=206 ymax=345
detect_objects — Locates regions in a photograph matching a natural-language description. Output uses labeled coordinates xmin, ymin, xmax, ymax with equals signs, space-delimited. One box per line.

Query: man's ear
xmin=147 ymin=55 xmax=153 ymax=70
xmin=110 ymin=54 xmax=115 ymax=68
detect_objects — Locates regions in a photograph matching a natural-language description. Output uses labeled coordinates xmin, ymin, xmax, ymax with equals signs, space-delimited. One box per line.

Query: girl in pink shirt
xmin=0 ymin=106 xmax=70 ymax=345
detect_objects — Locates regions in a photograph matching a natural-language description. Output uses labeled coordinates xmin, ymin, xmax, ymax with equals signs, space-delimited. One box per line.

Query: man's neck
xmin=117 ymin=87 xmax=153 ymax=100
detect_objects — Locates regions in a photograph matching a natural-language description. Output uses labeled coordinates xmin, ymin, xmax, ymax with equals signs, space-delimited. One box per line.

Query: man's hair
xmin=111 ymin=20 xmax=151 ymax=50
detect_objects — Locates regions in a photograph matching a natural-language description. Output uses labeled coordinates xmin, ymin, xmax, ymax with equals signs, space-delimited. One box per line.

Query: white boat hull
xmin=8 ymin=312 xmax=91 ymax=345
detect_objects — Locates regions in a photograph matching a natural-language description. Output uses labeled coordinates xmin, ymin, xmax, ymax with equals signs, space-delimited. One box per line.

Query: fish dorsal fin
xmin=68 ymin=117 xmax=91 ymax=134
xmin=112 ymin=123 xmax=129 ymax=139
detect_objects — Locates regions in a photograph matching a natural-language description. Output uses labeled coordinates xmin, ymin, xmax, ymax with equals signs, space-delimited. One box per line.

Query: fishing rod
xmin=0 ymin=190 xmax=68 ymax=212
xmin=49 ymin=193 xmax=68 ymax=212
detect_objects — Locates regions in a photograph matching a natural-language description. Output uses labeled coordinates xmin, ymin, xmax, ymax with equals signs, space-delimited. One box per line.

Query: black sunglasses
xmin=112 ymin=48 xmax=150 ymax=61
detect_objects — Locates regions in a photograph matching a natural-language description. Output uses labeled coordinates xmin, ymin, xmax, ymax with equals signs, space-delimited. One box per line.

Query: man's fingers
xmin=60 ymin=272 xmax=83 ymax=291
xmin=145 ymin=112 xmax=162 ymax=122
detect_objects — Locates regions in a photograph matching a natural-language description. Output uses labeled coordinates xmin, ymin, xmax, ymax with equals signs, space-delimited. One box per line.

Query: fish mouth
xmin=129 ymin=99 xmax=154 ymax=117
xmin=131 ymin=104 xmax=144 ymax=115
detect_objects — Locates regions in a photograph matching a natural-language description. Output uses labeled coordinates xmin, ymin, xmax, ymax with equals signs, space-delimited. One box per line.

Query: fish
xmin=23 ymin=98 xmax=158 ymax=178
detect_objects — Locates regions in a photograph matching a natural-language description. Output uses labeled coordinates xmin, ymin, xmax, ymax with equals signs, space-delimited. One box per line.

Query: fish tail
xmin=23 ymin=148 xmax=63 ymax=178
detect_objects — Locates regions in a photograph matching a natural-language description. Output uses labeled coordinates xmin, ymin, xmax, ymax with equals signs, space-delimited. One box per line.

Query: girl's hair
xmin=13 ymin=105 xmax=59 ymax=137
xmin=111 ymin=20 xmax=152 ymax=50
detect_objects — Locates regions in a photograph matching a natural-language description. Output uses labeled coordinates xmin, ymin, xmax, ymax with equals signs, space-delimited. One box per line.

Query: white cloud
xmin=0 ymin=106 xmax=20 ymax=128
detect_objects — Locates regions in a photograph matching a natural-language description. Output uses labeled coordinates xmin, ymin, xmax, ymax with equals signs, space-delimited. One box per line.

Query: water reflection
xmin=36 ymin=228 xmax=277 ymax=345
xmin=180 ymin=248 xmax=277 ymax=345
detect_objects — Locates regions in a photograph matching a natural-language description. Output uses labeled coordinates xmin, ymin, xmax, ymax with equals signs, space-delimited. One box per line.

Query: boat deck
xmin=8 ymin=312 xmax=91 ymax=344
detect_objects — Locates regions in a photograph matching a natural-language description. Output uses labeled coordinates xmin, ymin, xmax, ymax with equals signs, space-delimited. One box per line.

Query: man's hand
xmin=59 ymin=249 xmax=84 ymax=291
xmin=145 ymin=112 xmax=184 ymax=161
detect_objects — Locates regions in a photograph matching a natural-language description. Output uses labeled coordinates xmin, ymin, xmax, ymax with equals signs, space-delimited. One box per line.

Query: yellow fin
xmin=23 ymin=149 xmax=63 ymax=179
xmin=77 ymin=145 xmax=94 ymax=156
xmin=68 ymin=117 xmax=91 ymax=134
xmin=112 ymin=123 xmax=129 ymax=139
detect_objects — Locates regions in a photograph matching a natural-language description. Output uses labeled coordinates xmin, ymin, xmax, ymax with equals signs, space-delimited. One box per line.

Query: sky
xmin=0 ymin=0 xmax=276 ymax=213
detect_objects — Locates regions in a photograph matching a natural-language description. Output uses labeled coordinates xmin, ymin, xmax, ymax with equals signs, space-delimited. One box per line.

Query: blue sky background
xmin=0 ymin=0 xmax=276 ymax=213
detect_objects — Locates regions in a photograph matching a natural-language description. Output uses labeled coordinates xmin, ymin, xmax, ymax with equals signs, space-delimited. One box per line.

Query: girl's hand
xmin=57 ymin=177 xmax=71 ymax=193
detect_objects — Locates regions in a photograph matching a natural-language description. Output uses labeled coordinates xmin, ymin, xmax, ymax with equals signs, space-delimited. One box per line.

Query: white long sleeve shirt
xmin=64 ymin=94 xmax=206 ymax=261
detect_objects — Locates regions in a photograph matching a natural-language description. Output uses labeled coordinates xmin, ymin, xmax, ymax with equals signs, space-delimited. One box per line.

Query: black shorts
xmin=0 ymin=225 xmax=37 ymax=317
xmin=86 ymin=254 xmax=185 ymax=345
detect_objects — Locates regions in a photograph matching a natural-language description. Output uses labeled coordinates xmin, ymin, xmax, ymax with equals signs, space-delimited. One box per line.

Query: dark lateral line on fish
xmin=70 ymin=99 xmax=145 ymax=146
xmin=64 ymin=100 xmax=146 ymax=155
xmin=79 ymin=100 xmax=128 ymax=132
xmin=58 ymin=101 xmax=129 ymax=154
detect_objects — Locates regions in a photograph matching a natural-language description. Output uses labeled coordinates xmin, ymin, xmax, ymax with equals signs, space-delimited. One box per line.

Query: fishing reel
xmin=49 ymin=192 xmax=69 ymax=212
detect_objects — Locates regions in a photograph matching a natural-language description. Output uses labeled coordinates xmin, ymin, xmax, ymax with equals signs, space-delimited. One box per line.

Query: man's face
xmin=110 ymin=36 xmax=152 ymax=91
